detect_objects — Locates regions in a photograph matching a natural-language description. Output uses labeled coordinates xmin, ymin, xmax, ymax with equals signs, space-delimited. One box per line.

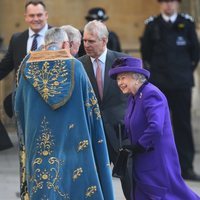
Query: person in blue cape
xmin=14 ymin=27 xmax=114 ymax=200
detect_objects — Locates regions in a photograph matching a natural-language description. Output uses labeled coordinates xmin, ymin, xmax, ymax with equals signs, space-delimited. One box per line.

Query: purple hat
xmin=109 ymin=57 xmax=150 ymax=80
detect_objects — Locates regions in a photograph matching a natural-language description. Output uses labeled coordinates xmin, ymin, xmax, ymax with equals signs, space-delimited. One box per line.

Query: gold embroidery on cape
xmin=25 ymin=60 xmax=68 ymax=102
xmin=16 ymin=111 xmax=30 ymax=200
xmin=29 ymin=116 xmax=69 ymax=199
xmin=85 ymin=186 xmax=97 ymax=198
xmin=73 ymin=168 xmax=83 ymax=181
xmin=85 ymin=86 xmax=101 ymax=119
xmin=77 ymin=140 xmax=89 ymax=152
xmin=24 ymin=192 xmax=30 ymax=200
xmin=20 ymin=145 xmax=26 ymax=186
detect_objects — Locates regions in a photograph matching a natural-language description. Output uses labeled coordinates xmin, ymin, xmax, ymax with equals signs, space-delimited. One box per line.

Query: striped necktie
xmin=95 ymin=59 xmax=103 ymax=99
xmin=31 ymin=34 xmax=39 ymax=51
xmin=166 ymin=20 xmax=173 ymax=28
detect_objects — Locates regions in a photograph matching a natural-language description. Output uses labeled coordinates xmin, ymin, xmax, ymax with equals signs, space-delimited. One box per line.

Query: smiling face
xmin=24 ymin=3 xmax=48 ymax=33
xmin=116 ymin=72 xmax=139 ymax=95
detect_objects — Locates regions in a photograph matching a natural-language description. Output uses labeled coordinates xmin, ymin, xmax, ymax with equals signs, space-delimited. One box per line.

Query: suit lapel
xmin=83 ymin=57 xmax=102 ymax=103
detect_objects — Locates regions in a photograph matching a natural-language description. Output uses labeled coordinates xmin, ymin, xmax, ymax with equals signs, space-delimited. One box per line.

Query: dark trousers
xmin=0 ymin=119 xmax=13 ymax=150
xmin=106 ymin=135 xmax=132 ymax=200
xmin=162 ymin=88 xmax=195 ymax=172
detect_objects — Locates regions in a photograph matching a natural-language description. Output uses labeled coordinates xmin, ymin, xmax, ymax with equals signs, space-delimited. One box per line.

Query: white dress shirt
xmin=162 ymin=13 xmax=178 ymax=23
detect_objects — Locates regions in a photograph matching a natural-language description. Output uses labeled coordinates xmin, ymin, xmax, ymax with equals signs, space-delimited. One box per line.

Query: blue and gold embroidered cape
xmin=14 ymin=50 xmax=115 ymax=200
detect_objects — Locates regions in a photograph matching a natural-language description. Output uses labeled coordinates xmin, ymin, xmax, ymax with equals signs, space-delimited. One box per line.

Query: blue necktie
xmin=31 ymin=34 xmax=39 ymax=51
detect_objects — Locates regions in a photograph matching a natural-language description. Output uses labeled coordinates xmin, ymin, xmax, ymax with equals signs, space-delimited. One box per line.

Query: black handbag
xmin=112 ymin=148 xmax=130 ymax=179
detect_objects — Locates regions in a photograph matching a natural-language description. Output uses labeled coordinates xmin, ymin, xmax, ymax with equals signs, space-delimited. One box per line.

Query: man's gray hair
xmin=61 ymin=25 xmax=82 ymax=44
xmin=44 ymin=27 xmax=69 ymax=49
xmin=84 ymin=20 xmax=109 ymax=41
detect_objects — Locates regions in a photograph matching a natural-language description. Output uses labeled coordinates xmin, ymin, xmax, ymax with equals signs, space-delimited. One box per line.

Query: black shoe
xmin=182 ymin=169 xmax=200 ymax=181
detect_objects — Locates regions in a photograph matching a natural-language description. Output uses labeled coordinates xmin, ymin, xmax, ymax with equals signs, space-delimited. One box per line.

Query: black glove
xmin=122 ymin=142 xmax=154 ymax=154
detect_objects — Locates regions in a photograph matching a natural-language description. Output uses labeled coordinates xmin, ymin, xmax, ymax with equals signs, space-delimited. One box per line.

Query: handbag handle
xmin=118 ymin=122 xmax=122 ymax=148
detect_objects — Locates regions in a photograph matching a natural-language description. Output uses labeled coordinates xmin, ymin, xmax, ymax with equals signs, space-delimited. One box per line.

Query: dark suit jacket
xmin=0 ymin=30 xmax=28 ymax=80
xmin=0 ymin=25 xmax=51 ymax=117
xmin=79 ymin=49 xmax=128 ymax=151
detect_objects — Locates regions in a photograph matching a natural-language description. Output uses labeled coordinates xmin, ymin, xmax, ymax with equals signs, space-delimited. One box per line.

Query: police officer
xmin=78 ymin=7 xmax=122 ymax=57
xmin=141 ymin=0 xmax=200 ymax=181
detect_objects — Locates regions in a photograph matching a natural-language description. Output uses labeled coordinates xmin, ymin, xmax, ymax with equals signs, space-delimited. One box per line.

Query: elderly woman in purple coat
xmin=109 ymin=56 xmax=200 ymax=200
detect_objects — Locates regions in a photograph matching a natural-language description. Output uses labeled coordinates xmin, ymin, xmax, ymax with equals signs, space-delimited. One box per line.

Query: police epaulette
xmin=181 ymin=13 xmax=194 ymax=22
xmin=144 ymin=16 xmax=155 ymax=24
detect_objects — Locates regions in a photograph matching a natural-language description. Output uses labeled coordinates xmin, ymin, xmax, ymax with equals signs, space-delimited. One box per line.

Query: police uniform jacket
xmin=141 ymin=14 xmax=200 ymax=89
xmin=0 ymin=25 xmax=51 ymax=80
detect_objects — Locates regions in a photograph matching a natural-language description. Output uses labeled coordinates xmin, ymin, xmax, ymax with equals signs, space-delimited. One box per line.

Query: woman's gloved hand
xmin=122 ymin=143 xmax=154 ymax=154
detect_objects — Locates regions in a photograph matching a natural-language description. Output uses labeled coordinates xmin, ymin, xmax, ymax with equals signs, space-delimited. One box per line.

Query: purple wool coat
xmin=125 ymin=82 xmax=200 ymax=200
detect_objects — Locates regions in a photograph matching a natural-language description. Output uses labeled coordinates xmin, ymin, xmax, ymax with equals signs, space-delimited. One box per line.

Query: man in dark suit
xmin=0 ymin=0 xmax=50 ymax=116
xmin=141 ymin=0 xmax=200 ymax=181
xmin=0 ymin=0 xmax=50 ymax=150
xmin=79 ymin=20 xmax=132 ymax=200
xmin=0 ymin=0 xmax=49 ymax=80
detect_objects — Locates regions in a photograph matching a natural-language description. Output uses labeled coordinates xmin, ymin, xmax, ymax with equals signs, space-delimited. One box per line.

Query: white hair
xmin=44 ymin=27 xmax=69 ymax=49
xmin=84 ymin=20 xmax=109 ymax=41
xmin=61 ymin=25 xmax=82 ymax=44
xmin=132 ymin=73 xmax=147 ymax=83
